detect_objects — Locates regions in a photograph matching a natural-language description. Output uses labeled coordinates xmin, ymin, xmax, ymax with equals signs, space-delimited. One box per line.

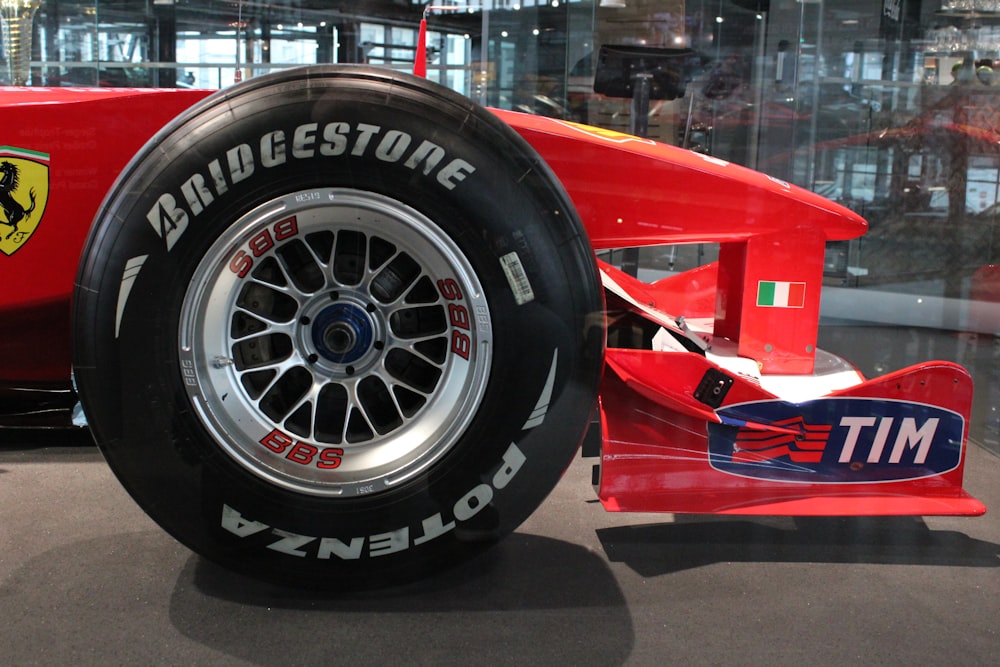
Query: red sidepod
xmin=0 ymin=87 xmax=212 ymax=384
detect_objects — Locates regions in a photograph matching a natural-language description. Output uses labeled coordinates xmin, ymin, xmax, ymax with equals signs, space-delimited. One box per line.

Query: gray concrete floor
xmin=1 ymin=432 xmax=998 ymax=666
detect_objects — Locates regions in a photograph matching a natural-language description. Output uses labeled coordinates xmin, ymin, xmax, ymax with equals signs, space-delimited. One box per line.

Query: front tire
xmin=73 ymin=66 xmax=603 ymax=588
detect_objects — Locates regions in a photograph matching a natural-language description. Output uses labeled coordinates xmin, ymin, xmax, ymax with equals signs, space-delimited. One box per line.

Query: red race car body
xmin=0 ymin=68 xmax=985 ymax=587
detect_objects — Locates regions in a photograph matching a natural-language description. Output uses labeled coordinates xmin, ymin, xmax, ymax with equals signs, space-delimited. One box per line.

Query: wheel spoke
xmin=333 ymin=230 xmax=367 ymax=285
xmin=236 ymin=282 xmax=298 ymax=322
xmin=276 ymin=238 xmax=326 ymax=293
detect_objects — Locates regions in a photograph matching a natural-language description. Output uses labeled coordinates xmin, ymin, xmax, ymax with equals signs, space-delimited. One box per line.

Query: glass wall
xmin=4 ymin=0 xmax=999 ymax=452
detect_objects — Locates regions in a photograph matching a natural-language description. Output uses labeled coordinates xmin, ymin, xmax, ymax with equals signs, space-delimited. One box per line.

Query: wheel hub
xmin=311 ymin=301 xmax=376 ymax=365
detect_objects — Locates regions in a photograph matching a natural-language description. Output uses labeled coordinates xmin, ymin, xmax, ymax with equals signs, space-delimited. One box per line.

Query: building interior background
xmin=4 ymin=0 xmax=1000 ymax=456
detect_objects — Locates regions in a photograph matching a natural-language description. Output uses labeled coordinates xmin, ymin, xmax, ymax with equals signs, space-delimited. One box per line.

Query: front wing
xmin=594 ymin=261 xmax=985 ymax=517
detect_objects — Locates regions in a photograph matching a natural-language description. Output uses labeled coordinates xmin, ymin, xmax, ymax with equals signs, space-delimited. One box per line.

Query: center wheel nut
xmin=324 ymin=322 xmax=357 ymax=355
xmin=311 ymin=302 xmax=375 ymax=364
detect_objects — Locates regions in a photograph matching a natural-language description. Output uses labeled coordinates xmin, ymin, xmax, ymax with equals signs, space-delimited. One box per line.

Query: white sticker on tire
xmin=499 ymin=252 xmax=535 ymax=305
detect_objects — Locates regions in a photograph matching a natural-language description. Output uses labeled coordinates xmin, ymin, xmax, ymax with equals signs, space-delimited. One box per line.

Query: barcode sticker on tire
xmin=500 ymin=252 xmax=535 ymax=305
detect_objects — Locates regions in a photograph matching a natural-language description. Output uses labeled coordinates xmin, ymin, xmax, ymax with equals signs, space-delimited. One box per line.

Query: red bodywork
xmin=0 ymin=87 xmax=985 ymax=517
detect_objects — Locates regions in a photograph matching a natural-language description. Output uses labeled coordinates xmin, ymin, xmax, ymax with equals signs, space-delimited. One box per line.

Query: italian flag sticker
xmin=757 ymin=281 xmax=806 ymax=308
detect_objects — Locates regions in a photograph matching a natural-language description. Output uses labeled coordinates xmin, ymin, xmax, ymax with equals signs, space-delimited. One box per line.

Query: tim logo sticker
xmin=0 ymin=146 xmax=49 ymax=256
xmin=708 ymin=398 xmax=964 ymax=483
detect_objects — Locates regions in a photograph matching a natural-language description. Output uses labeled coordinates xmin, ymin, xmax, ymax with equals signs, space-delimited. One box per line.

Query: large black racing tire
xmin=73 ymin=66 xmax=604 ymax=588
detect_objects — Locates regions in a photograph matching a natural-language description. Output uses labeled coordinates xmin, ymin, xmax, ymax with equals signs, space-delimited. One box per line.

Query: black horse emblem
xmin=0 ymin=160 xmax=36 ymax=240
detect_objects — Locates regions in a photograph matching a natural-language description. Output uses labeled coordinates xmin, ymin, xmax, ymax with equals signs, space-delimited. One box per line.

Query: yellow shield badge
xmin=0 ymin=146 xmax=49 ymax=256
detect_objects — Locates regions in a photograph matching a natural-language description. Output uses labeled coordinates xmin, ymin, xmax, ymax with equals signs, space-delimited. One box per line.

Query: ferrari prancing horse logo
xmin=0 ymin=146 xmax=49 ymax=256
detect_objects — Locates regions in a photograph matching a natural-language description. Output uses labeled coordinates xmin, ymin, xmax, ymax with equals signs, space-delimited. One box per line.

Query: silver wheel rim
xmin=179 ymin=188 xmax=492 ymax=497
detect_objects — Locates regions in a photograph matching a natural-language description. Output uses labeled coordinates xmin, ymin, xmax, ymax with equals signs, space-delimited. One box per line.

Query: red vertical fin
xmin=414 ymin=18 xmax=428 ymax=78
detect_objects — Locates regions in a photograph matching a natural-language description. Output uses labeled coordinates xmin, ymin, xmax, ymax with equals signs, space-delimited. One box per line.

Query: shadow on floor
xmin=598 ymin=514 xmax=1000 ymax=578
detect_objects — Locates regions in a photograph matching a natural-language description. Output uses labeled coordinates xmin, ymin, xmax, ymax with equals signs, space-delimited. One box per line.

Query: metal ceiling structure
xmin=44 ymin=1 xmax=479 ymax=34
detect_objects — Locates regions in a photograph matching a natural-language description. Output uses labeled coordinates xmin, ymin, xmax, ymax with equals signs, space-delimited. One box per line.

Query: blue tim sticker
xmin=708 ymin=398 xmax=965 ymax=483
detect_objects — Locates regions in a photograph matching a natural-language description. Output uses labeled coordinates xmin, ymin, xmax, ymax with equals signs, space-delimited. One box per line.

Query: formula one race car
xmin=0 ymin=66 xmax=986 ymax=588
